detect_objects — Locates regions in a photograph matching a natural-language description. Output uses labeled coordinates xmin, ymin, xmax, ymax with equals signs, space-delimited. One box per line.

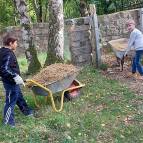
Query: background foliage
xmin=1 ymin=0 xmax=143 ymax=30
xmin=0 ymin=0 xmax=15 ymax=29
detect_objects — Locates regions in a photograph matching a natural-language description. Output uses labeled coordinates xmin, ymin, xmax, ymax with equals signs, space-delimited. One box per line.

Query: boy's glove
xmin=13 ymin=75 xmax=25 ymax=86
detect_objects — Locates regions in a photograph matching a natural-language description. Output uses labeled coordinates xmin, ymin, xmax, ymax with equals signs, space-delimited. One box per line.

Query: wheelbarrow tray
xmin=31 ymin=72 xmax=78 ymax=96
xmin=108 ymin=38 xmax=128 ymax=59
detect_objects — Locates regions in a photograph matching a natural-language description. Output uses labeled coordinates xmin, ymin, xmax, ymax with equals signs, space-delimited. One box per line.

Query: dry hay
xmin=108 ymin=38 xmax=128 ymax=51
xmin=107 ymin=38 xmax=135 ymax=59
xmin=32 ymin=63 xmax=79 ymax=85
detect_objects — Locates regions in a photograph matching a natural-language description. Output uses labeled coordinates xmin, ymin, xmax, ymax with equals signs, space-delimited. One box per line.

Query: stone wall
xmin=98 ymin=9 xmax=140 ymax=44
xmin=65 ymin=17 xmax=92 ymax=66
xmin=0 ymin=19 xmax=92 ymax=66
xmin=0 ymin=8 xmax=141 ymax=66
xmin=0 ymin=23 xmax=49 ymax=56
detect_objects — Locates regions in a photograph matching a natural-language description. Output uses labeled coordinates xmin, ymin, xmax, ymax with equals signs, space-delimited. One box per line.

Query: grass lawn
xmin=17 ymin=52 xmax=47 ymax=73
xmin=0 ymin=55 xmax=143 ymax=142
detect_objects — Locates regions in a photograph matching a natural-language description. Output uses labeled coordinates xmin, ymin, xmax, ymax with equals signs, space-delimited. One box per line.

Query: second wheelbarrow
xmin=26 ymin=72 xmax=85 ymax=112
xmin=108 ymin=38 xmax=128 ymax=59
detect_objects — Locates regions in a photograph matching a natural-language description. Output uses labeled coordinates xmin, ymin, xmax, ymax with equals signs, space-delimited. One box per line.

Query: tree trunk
xmin=39 ymin=0 xmax=43 ymax=22
xmin=44 ymin=0 xmax=64 ymax=66
xmin=32 ymin=0 xmax=43 ymax=22
xmin=13 ymin=0 xmax=41 ymax=74
xmin=79 ymin=0 xmax=89 ymax=17
xmin=44 ymin=1 xmax=48 ymax=22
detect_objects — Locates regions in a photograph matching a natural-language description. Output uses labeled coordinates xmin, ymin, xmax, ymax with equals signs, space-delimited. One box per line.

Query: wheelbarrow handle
xmin=24 ymin=79 xmax=35 ymax=87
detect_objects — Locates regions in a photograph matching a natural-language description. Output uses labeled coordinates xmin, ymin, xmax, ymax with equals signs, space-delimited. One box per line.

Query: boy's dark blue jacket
xmin=0 ymin=47 xmax=20 ymax=84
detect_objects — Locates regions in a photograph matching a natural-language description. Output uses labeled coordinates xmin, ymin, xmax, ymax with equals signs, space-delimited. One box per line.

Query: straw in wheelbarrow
xmin=31 ymin=63 xmax=79 ymax=86
xmin=108 ymin=38 xmax=128 ymax=59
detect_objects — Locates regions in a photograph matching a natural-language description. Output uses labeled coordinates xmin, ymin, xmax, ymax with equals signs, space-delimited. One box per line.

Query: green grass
xmin=18 ymin=52 xmax=47 ymax=73
xmin=0 ymin=63 xmax=143 ymax=142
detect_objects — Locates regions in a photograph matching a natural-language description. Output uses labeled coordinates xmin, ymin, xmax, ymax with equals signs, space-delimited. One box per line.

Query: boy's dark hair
xmin=3 ymin=34 xmax=17 ymax=46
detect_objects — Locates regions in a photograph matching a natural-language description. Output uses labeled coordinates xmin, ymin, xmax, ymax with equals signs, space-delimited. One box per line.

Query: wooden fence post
xmin=140 ymin=8 xmax=143 ymax=32
xmin=89 ymin=4 xmax=101 ymax=68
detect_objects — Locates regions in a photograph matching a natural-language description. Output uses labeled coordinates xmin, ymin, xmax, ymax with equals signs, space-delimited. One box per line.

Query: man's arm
xmin=124 ymin=31 xmax=136 ymax=56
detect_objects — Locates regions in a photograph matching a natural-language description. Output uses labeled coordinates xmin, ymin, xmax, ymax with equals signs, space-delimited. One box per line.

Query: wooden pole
xmin=140 ymin=8 xmax=143 ymax=32
xmin=89 ymin=4 xmax=101 ymax=68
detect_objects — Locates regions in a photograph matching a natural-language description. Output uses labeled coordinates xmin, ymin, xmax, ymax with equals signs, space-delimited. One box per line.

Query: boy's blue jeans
xmin=3 ymin=82 xmax=31 ymax=126
xmin=132 ymin=50 xmax=143 ymax=75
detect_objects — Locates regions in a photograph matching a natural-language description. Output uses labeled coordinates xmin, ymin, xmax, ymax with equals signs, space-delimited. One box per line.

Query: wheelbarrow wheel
xmin=64 ymin=89 xmax=81 ymax=101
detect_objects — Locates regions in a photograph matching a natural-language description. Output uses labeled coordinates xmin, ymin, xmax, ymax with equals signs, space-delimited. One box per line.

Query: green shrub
xmin=99 ymin=63 xmax=108 ymax=71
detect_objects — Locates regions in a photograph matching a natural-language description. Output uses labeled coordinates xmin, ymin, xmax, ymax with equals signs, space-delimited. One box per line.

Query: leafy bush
xmin=99 ymin=63 xmax=108 ymax=71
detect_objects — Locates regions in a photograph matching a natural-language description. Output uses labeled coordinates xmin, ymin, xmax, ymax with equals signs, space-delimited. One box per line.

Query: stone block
xmin=84 ymin=17 xmax=90 ymax=25
xmin=70 ymin=32 xmax=81 ymax=41
xmin=65 ymin=19 xmax=75 ymax=26
xmin=71 ymin=42 xmax=80 ymax=47
xmin=71 ymin=54 xmax=92 ymax=66
xmin=70 ymin=25 xmax=90 ymax=32
xmin=70 ymin=45 xmax=91 ymax=55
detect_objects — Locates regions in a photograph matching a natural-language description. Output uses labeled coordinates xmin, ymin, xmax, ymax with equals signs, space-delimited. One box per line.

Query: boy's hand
xmin=13 ymin=75 xmax=25 ymax=86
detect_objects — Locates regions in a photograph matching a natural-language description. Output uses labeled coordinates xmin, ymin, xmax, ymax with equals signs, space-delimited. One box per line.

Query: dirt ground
xmin=101 ymin=50 xmax=143 ymax=96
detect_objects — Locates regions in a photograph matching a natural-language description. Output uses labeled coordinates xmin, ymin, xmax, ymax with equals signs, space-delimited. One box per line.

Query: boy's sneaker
xmin=22 ymin=109 xmax=34 ymax=116
xmin=125 ymin=72 xmax=138 ymax=78
xmin=135 ymin=75 xmax=143 ymax=80
xmin=3 ymin=122 xmax=15 ymax=128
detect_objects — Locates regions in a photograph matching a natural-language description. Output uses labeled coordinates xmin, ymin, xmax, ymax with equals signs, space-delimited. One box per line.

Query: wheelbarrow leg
xmin=47 ymin=91 xmax=65 ymax=112
xmin=32 ymin=93 xmax=40 ymax=108
xmin=32 ymin=93 xmax=48 ymax=108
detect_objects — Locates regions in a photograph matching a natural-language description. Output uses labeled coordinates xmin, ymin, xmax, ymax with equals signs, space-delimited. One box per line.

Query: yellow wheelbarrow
xmin=26 ymin=72 xmax=85 ymax=112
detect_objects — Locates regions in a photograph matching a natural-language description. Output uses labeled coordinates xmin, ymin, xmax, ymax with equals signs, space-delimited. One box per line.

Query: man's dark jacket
xmin=0 ymin=47 xmax=20 ymax=84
